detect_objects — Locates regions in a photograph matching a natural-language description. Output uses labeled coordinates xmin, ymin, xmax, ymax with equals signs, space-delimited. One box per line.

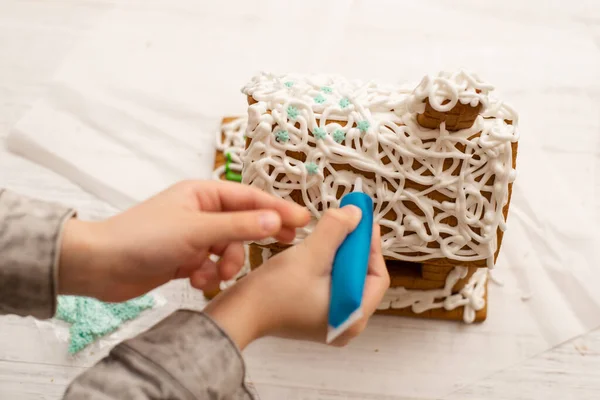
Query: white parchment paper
xmin=7 ymin=0 xmax=600 ymax=398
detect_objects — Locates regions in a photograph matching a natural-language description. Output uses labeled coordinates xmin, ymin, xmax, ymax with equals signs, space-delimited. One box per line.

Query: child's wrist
xmin=58 ymin=219 xmax=101 ymax=296
xmin=204 ymin=274 xmax=274 ymax=349
xmin=58 ymin=219 xmax=85 ymax=295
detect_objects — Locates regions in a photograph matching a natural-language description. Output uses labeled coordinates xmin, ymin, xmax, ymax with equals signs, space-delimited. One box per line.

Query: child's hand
xmin=58 ymin=180 xmax=310 ymax=302
xmin=205 ymin=207 xmax=390 ymax=348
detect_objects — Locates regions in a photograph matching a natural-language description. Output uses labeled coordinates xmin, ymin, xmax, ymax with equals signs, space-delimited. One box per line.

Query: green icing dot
xmin=287 ymin=106 xmax=299 ymax=119
xmin=321 ymin=86 xmax=333 ymax=93
xmin=312 ymin=127 xmax=327 ymax=140
xmin=357 ymin=120 xmax=370 ymax=133
xmin=305 ymin=162 xmax=319 ymax=175
xmin=275 ymin=130 xmax=289 ymax=143
xmin=284 ymin=81 xmax=294 ymax=87
xmin=314 ymin=94 xmax=326 ymax=104
xmin=333 ymin=129 xmax=346 ymax=143
xmin=339 ymin=98 xmax=350 ymax=108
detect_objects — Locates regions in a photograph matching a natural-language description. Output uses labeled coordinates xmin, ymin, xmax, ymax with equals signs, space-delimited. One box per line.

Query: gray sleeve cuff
xmin=65 ymin=310 xmax=256 ymax=399
xmin=0 ymin=189 xmax=75 ymax=319
xmin=121 ymin=310 xmax=255 ymax=399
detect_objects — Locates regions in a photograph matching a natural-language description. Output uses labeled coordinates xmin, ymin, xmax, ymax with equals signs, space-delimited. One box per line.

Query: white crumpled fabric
xmin=7 ymin=0 xmax=600 ymax=398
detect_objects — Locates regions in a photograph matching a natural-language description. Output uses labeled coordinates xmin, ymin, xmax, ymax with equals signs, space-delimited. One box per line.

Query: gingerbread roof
xmin=241 ymin=71 xmax=519 ymax=268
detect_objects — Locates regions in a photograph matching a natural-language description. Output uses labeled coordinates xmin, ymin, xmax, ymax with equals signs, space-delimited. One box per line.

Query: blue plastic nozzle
xmin=327 ymin=177 xmax=374 ymax=343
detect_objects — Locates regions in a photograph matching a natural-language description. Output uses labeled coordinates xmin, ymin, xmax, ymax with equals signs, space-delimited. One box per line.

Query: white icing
xmin=377 ymin=266 xmax=488 ymax=323
xmin=251 ymin=242 xmax=486 ymax=324
xmin=212 ymin=117 xmax=247 ymax=180
xmin=241 ymin=71 xmax=518 ymax=267
xmin=406 ymin=70 xmax=493 ymax=114
xmin=261 ymin=247 xmax=272 ymax=264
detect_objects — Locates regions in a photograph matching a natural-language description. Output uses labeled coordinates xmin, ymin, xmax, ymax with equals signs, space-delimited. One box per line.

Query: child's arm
xmin=0 ymin=189 xmax=75 ymax=319
xmin=204 ymin=208 xmax=389 ymax=348
xmin=56 ymin=180 xmax=311 ymax=302
xmin=0 ymin=182 xmax=387 ymax=399
xmin=64 ymin=208 xmax=389 ymax=400
xmin=0 ymin=181 xmax=309 ymax=318
xmin=65 ymin=310 xmax=257 ymax=399
xmin=0 ymin=181 xmax=308 ymax=399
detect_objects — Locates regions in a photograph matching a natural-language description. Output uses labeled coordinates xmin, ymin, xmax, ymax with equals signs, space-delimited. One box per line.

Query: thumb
xmin=302 ymin=206 xmax=362 ymax=262
xmin=191 ymin=210 xmax=282 ymax=246
xmin=361 ymin=224 xmax=390 ymax=315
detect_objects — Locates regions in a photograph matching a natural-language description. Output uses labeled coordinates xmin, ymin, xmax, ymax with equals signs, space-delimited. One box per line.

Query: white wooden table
xmin=1 ymin=1 xmax=599 ymax=399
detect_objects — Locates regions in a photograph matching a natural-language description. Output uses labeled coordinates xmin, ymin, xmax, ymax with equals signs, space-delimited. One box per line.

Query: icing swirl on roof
xmin=241 ymin=71 xmax=519 ymax=267
xmin=407 ymin=70 xmax=494 ymax=114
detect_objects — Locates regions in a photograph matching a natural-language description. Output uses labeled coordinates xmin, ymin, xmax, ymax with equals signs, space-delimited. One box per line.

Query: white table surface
xmin=1 ymin=1 xmax=600 ymax=399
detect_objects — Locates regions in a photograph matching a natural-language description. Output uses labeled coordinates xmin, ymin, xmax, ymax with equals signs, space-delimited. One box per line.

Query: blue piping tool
xmin=327 ymin=177 xmax=374 ymax=343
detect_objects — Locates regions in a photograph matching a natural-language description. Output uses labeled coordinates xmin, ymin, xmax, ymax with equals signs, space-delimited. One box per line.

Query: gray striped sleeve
xmin=0 ymin=189 xmax=75 ymax=319
xmin=65 ymin=310 xmax=257 ymax=400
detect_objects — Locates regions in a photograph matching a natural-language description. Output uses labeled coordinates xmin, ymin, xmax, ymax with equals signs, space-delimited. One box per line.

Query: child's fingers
xmin=362 ymin=274 xmax=389 ymax=317
xmin=174 ymin=250 xmax=210 ymax=279
xmin=204 ymin=180 xmax=311 ymax=228
xmin=362 ymin=224 xmax=390 ymax=316
xmin=302 ymin=206 xmax=362 ymax=265
xmin=275 ymin=226 xmax=297 ymax=243
xmin=216 ymin=242 xmax=246 ymax=281
xmin=328 ymin=317 xmax=369 ymax=347
xmin=209 ymin=241 xmax=229 ymax=256
xmin=201 ymin=276 xmax=222 ymax=296
xmin=207 ymin=226 xmax=295 ymax=252
xmin=190 ymin=258 xmax=219 ymax=288
xmin=326 ymin=225 xmax=386 ymax=347
xmin=368 ymin=224 xmax=388 ymax=276
xmin=193 ymin=210 xmax=282 ymax=246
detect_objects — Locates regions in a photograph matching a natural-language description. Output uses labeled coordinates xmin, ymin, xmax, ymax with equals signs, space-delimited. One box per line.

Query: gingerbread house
xmin=212 ymin=70 xmax=519 ymax=322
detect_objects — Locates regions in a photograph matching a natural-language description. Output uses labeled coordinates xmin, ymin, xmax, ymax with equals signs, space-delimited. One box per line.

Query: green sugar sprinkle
xmin=305 ymin=162 xmax=319 ymax=175
xmin=312 ymin=127 xmax=327 ymax=140
xmin=333 ymin=129 xmax=346 ymax=143
xmin=287 ymin=106 xmax=299 ymax=119
xmin=314 ymin=94 xmax=326 ymax=104
xmin=56 ymin=295 xmax=154 ymax=354
xmin=275 ymin=130 xmax=290 ymax=143
xmin=357 ymin=120 xmax=370 ymax=133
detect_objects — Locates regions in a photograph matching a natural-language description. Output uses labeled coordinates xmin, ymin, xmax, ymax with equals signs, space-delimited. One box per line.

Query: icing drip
xmin=241 ymin=71 xmax=518 ymax=266
xmin=377 ymin=267 xmax=488 ymax=323
xmin=213 ymin=117 xmax=247 ymax=180
xmin=261 ymin=247 xmax=272 ymax=264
